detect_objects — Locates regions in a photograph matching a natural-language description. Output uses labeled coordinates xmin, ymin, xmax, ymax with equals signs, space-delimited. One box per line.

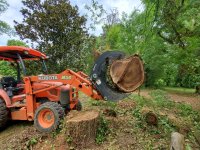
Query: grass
xmin=96 ymin=115 xmax=110 ymax=144
xmin=161 ymin=86 xmax=196 ymax=94
xmin=84 ymin=90 xmax=199 ymax=149
xmin=130 ymin=89 xmax=200 ymax=146
xmin=11 ymin=88 xmax=199 ymax=149
xmin=75 ymin=88 xmax=200 ymax=149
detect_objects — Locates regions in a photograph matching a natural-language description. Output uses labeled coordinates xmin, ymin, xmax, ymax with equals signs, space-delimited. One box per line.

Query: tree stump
xmin=170 ymin=132 xmax=185 ymax=150
xmin=65 ymin=110 xmax=100 ymax=149
xmin=141 ymin=107 xmax=158 ymax=126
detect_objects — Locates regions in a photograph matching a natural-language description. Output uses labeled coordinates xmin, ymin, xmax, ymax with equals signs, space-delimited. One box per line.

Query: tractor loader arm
xmin=28 ymin=51 xmax=144 ymax=102
xmin=28 ymin=69 xmax=103 ymax=100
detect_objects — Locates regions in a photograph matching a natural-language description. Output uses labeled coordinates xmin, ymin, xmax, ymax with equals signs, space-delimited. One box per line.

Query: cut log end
xmin=110 ymin=55 xmax=144 ymax=93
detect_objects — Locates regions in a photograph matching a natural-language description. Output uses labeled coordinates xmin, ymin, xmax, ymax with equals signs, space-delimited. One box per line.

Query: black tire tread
xmin=0 ymin=98 xmax=8 ymax=129
xmin=34 ymin=102 xmax=64 ymax=133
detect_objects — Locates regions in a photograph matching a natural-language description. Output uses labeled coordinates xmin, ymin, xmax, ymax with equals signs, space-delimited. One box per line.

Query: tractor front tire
xmin=34 ymin=102 xmax=64 ymax=133
xmin=0 ymin=98 xmax=8 ymax=129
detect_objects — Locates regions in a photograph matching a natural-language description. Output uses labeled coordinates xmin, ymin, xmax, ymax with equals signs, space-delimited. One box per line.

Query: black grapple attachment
xmin=90 ymin=51 xmax=144 ymax=101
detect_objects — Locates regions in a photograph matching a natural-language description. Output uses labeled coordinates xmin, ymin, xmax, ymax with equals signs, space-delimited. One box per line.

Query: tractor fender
xmin=0 ymin=89 xmax=11 ymax=106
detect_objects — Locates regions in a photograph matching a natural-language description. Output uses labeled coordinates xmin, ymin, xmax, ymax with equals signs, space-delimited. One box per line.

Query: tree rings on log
xmin=65 ymin=110 xmax=100 ymax=149
xmin=110 ymin=54 xmax=144 ymax=92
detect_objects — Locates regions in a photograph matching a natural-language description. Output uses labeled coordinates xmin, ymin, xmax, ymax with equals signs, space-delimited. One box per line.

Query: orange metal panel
xmin=0 ymin=46 xmax=47 ymax=61
xmin=24 ymin=77 xmax=35 ymax=120
xmin=11 ymin=107 xmax=27 ymax=120
xmin=11 ymin=94 xmax=26 ymax=103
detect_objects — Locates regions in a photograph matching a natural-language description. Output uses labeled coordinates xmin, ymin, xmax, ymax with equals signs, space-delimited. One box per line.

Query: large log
xmin=65 ymin=110 xmax=100 ymax=149
xmin=110 ymin=54 xmax=144 ymax=92
xmin=170 ymin=132 xmax=185 ymax=150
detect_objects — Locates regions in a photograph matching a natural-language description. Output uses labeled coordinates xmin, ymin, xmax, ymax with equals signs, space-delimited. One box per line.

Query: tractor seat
xmin=1 ymin=76 xmax=17 ymax=88
xmin=0 ymin=77 xmax=24 ymax=97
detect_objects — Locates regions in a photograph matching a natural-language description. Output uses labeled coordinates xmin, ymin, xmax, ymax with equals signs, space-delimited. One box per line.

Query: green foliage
xmin=26 ymin=137 xmax=38 ymax=149
xmin=96 ymin=116 xmax=109 ymax=144
xmin=159 ymin=116 xmax=175 ymax=133
xmin=15 ymin=0 xmax=92 ymax=73
xmin=131 ymin=89 xmax=200 ymax=141
xmin=149 ymin=89 xmax=174 ymax=109
xmin=66 ymin=136 xmax=73 ymax=144
xmin=132 ymin=107 xmax=144 ymax=128
xmin=106 ymin=24 xmax=121 ymax=49
xmin=0 ymin=61 xmax=17 ymax=77
xmin=162 ymin=87 xmax=196 ymax=94
xmin=132 ymin=99 xmax=175 ymax=134
xmin=7 ymin=39 xmax=28 ymax=47
xmin=0 ymin=0 xmax=13 ymax=35
xmin=93 ymin=0 xmax=199 ymax=89
xmin=142 ymin=0 xmax=200 ymax=88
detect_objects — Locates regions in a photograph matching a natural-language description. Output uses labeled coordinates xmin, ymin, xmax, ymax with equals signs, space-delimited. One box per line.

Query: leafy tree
xmin=105 ymin=24 xmax=121 ymax=50
xmin=0 ymin=0 xmax=12 ymax=35
xmin=84 ymin=0 xmax=106 ymax=31
xmin=85 ymin=1 xmax=122 ymax=52
xmin=7 ymin=39 xmax=28 ymax=47
xmin=101 ymin=0 xmax=199 ymax=89
xmin=142 ymin=0 xmax=200 ymax=88
xmin=0 ymin=61 xmax=17 ymax=77
xmin=14 ymin=0 xmax=89 ymax=73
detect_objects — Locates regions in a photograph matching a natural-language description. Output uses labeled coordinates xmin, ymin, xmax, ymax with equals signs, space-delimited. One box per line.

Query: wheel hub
xmin=38 ymin=109 xmax=55 ymax=128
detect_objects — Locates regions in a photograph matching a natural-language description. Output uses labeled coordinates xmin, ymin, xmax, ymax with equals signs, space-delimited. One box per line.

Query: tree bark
xmin=65 ymin=110 xmax=100 ymax=149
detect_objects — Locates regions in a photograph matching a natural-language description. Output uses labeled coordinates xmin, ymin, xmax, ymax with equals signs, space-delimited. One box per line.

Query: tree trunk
xmin=65 ymin=110 xmax=100 ymax=149
xmin=196 ymin=86 xmax=200 ymax=94
xmin=170 ymin=132 xmax=185 ymax=150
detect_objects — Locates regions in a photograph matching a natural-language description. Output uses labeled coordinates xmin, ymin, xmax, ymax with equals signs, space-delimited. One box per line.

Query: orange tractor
xmin=0 ymin=46 xmax=144 ymax=133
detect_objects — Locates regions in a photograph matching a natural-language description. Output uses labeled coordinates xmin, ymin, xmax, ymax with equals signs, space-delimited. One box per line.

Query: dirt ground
xmin=0 ymin=89 xmax=199 ymax=150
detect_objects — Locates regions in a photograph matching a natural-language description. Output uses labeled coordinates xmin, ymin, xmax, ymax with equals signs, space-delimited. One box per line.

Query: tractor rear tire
xmin=0 ymin=98 xmax=8 ymax=129
xmin=34 ymin=102 xmax=64 ymax=133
